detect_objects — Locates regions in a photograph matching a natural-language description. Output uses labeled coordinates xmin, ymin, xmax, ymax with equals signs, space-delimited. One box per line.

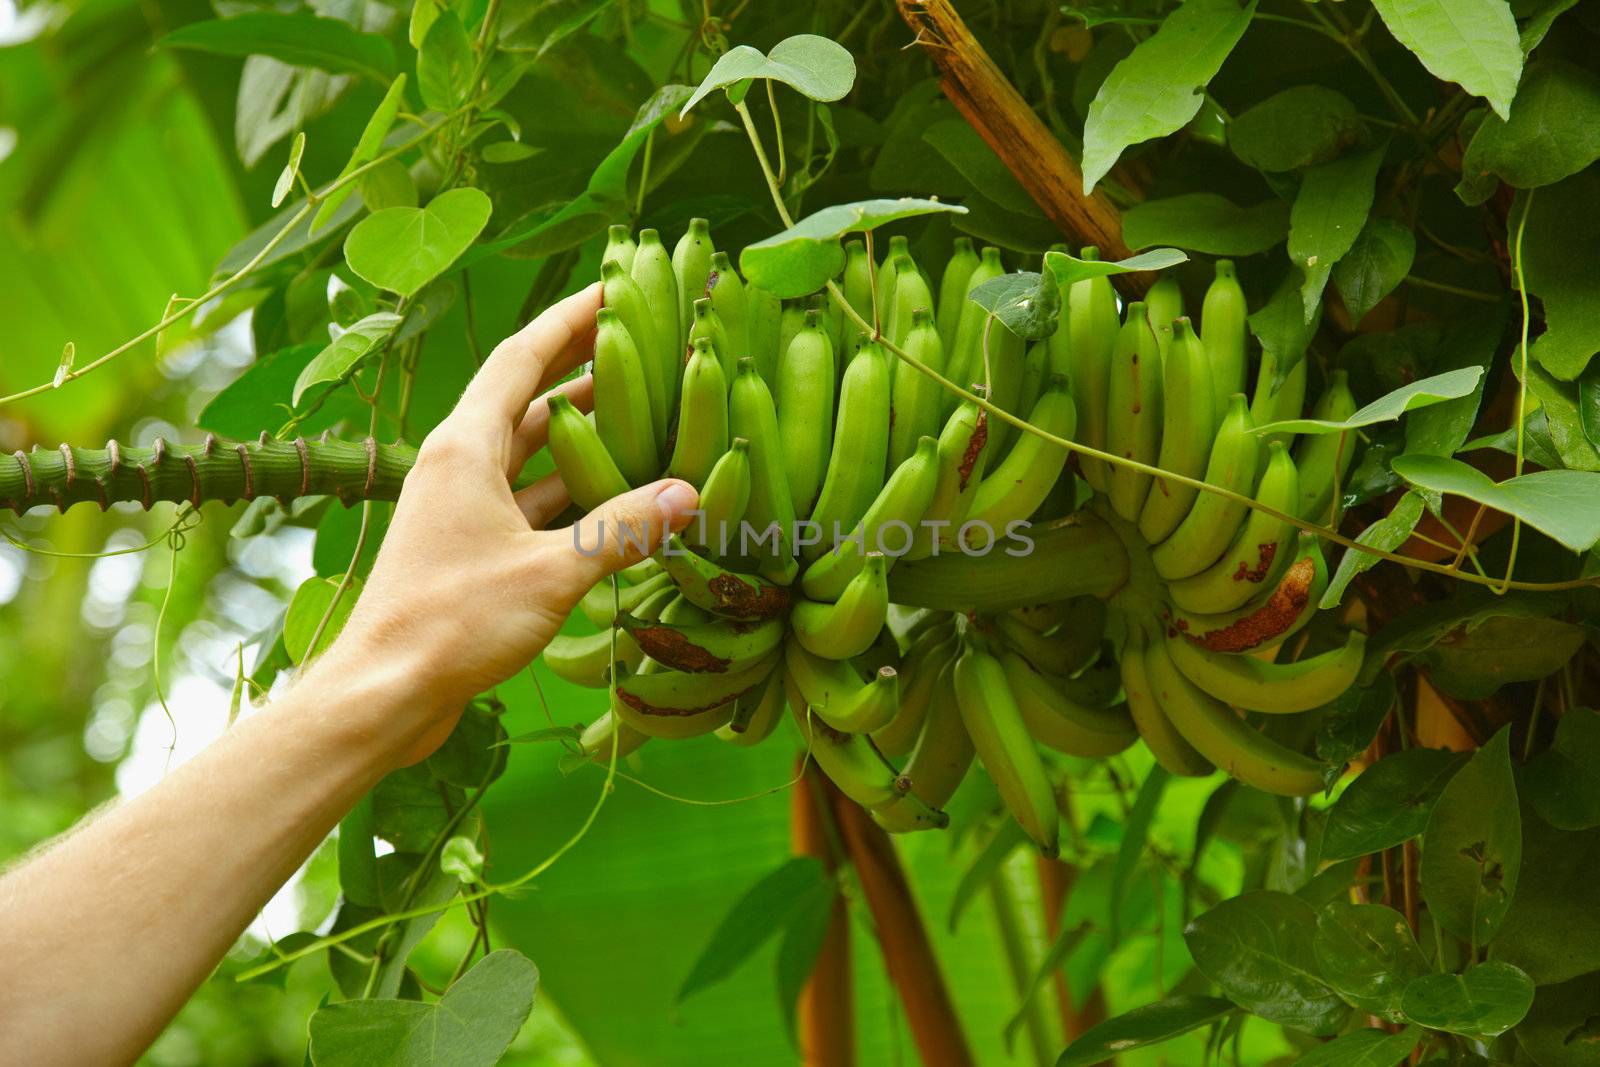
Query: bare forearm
xmin=0 ymin=653 xmax=426 ymax=1067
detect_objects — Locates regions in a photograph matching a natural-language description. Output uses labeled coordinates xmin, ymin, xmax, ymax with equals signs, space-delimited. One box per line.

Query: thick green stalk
xmin=0 ymin=434 xmax=416 ymax=515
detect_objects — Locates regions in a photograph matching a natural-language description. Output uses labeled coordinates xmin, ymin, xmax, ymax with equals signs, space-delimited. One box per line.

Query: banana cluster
xmin=541 ymin=219 xmax=1366 ymax=855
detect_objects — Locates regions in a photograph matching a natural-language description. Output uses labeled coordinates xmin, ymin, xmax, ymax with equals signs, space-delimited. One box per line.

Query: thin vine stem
xmin=1495 ymin=189 xmax=1536 ymax=594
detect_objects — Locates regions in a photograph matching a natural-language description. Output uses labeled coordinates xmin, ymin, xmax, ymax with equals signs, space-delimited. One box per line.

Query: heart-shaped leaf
xmin=738 ymin=198 xmax=966 ymax=298
xmin=291 ymin=312 xmax=402 ymax=405
xmin=680 ymin=34 xmax=855 ymax=116
xmin=344 ymin=188 xmax=493 ymax=299
xmin=284 ymin=574 xmax=365 ymax=663
xmin=1390 ymin=452 xmax=1600 ymax=552
xmin=1420 ymin=727 xmax=1522 ymax=946
xmin=1400 ymin=962 xmax=1534 ymax=1038
xmin=1257 ymin=368 xmax=1484 ymax=435
xmin=1043 ymin=247 xmax=1188 ymax=290
xmin=968 ymin=271 xmax=1061 ymax=342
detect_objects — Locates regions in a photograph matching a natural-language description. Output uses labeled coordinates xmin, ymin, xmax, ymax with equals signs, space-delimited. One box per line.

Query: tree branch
xmin=792 ymin=759 xmax=856 ymax=1067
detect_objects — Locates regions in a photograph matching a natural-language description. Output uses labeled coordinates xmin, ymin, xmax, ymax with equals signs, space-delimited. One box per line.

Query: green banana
xmin=776 ymin=310 xmax=836 ymax=518
xmin=1119 ymin=623 xmax=1214 ymax=776
xmin=976 ymin=313 xmax=1028 ymax=462
xmin=953 ymin=639 xmax=1060 ymax=856
xmin=600 ymin=261 xmax=667 ymax=451
xmin=873 ymin=659 xmax=972 ymax=833
xmin=659 ymin=535 xmax=790 ymax=619
xmin=707 ymin=251 xmax=750 ymax=362
xmin=579 ymin=570 xmax=673 ymax=628
xmin=1043 ymin=249 xmax=1072 ymax=380
xmin=942 ymin=246 xmax=1005 ymax=418
xmin=875 ymin=235 xmax=910 ymax=328
xmin=747 ymin=283 xmax=783 ymax=386
xmin=936 ymin=236 xmax=979 ymax=347
xmin=689 ymin=440 xmax=751 ymax=554
xmin=663 ymin=339 xmax=728 ymax=488
xmin=1104 ymin=302 xmax=1164 ymax=522
xmin=630 ymin=228 xmax=682 ymax=403
xmin=904 ymin=397 xmax=988 ymax=560
xmin=1294 ymin=370 xmax=1357 ymax=524
xmin=547 ymin=393 xmax=630 ymax=511
xmin=1143 ymin=636 xmax=1327 ymax=796
xmin=962 ymin=376 xmax=1076 ymax=547
xmin=1167 ymin=441 xmax=1299 ymax=615
xmin=1166 ymin=628 xmax=1366 ymax=714
xmin=613 ymin=651 xmax=779 ymax=737
xmin=543 ymin=627 xmax=643 ymax=689
xmin=729 ymin=357 xmax=796 ymax=572
xmin=1200 ymin=259 xmax=1247 ymax=418
xmin=688 ymin=296 xmax=733 ymax=379
xmin=1144 ymin=276 xmax=1184 ymax=361
xmin=872 ymin=628 xmax=958 ymax=758
xmin=1001 ymin=650 xmax=1137 ymax=759
xmin=886 ymin=250 xmax=934 ymax=352
xmin=1150 ymin=394 xmax=1261 ymax=581
xmin=1166 ymin=534 xmax=1327 ymax=654
xmin=592 ymin=307 xmax=661 ymax=487
xmin=1066 ymin=247 xmax=1120 ymax=492
xmin=716 ymin=666 xmax=786 ymax=746
xmin=801 ymin=434 xmax=940 ymax=600
xmin=806 ymin=341 xmax=891 ymax=561
xmin=995 ymin=604 xmax=1101 ymax=678
xmin=788 ymin=683 xmax=905 ymax=811
xmin=1250 ymin=346 xmax=1308 ymax=469
xmin=792 ymin=555 xmax=891 ymax=661
xmin=1008 ymin=341 xmax=1050 ymax=465
xmin=1137 ymin=317 xmax=1216 ymax=544
xmin=787 ymin=639 xmax=899 ymax=734
xmin=888 ymin=308 xmax=946 ymax=470
xmin=577 ymin=710 xmax=649 ymax=764
xmin=603 ymin=224 xmax=636 ymax=272
xmin=672 ymin=217 xmax=714 ymax=348
xmin=835 ymin=238 xmax=874 ymax=352
xmin=659 ymin=591 xmax=711 ymax=626
xmin=616 ymin=609 xmax=784 ymax=675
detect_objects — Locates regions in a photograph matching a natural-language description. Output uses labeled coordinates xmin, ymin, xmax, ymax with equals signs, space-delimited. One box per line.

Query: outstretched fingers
xmin=457 ymin=283 xmax=602 ymax=436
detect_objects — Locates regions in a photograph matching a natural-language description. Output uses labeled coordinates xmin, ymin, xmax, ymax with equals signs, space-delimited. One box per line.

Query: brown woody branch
xmin=792 ymin=760 xmax=856 ymax=1067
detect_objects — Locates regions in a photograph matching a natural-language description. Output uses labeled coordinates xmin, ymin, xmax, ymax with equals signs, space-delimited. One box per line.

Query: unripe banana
xmin=616 ymin=609 xmax=784 ymax=675
xmin=962 ymin=376 xmax=1076 ymax=548
xmin=579 ymin=570 xmax=672 ymax=628
xmin=873 ymin=659 xmax=973 ymax=832
xmin=1143 ymin=635 xmax=1327 ymax=796
xmin=688 ymin=440 xmax=751 ymax=554
xmin=994 ymin=605 xmax=1101 ymax=678
xmin=875 ymin=234 xmax=911 ymax=327
xmin=688 ymin=296 xmax=733 ymax=379
xmin=1166 ymin=534 xmax=1327 ymax=654
xmin=788 ymin=679 xmax=905 ymax=810
xmin=787 ymin=639 xmax=900 ymax=734
xmin=659 ymin=591 xmax=711 ymax=626
xmin=1200 ymin=259 xmax=1247 ymax=418
xmin=600 ymin=262 xmax=667 ymax=451
xmin=630 ymin=229 xmax=682 ymax=403
xmin=746 ymin=283 xmax=783 ymax=385
xmin=1166 ymin=628 xmax=1366 ymax=714
xmin=886 ymin=251 xmax=934 ymax=353
xmin=592 ymin=307 xmax=661 ymax=486
xmin=660 ymin=534 xmax=789 ymax=619
xmin=806 ymin=341 xmax=891 ymax=561
xmin=835 ymin=238 xmax=874 ymax=353
xmin=1293 ymin=369 xmax=1357 ymax=524
xmin=936 ymin=236 xmax=979 ymax=347
xmin=729 ymin=357 xmax=796 ymax=573
xmin=953 ymin=639 xmax=1060 ymax=856
xmin=577 ymin=710 xmax=649 ymax=764
xmin=707 ymin=251 xmax=750 ymax=362
xmin=1167 ymin=441 xmax=1299 ymax=615
xmin=672 ymin=217 xmax=714 ymax=348
xmin=716 ymin=666 xmax=786 ymax=746
xmin=1138 ymin=318 xmax=1216 ymax=544
xmin=1067 ymin=247 xmax=1121 ymax=491
xmin=1009 ymin=341 xmax=1050 ymax=462
xmin=883 ymin=305 xmax=944 ymax=465
xmin=1105 ymin=302 xmax=1164 ymax=522
xmin=1144 ymin=276 xmax=1184 ymax=362
xmin=1120 ymin=623 xmax=1214 ymax=776
xmin=904 ymin=397 xmax=988 ymax=560
xmin=603 ymin=224 xmax=636 ymax=272
xmin=543 ymin=627 xmax=643 ymax=689
xmin=547 ymin=393 xmax=630 ymax=511
xmin=942 ymin=246 xmax=1005 ymax=418
xmin=873 ymin=629 xmax=958 ymax=757
xmin=801 ymin=435 xmax=940 ymax=601
xmin=1250 ymin=345 xmax=1308 ymax=470
xmin=1000 ymin=650 xmax=1137 ymax=759
xmin=776 ymin=310 xmax=836 ymax=518
xmin=977 ymin=312 xmax=1028 ymax=461
xmin=663 ymin=339 xmax=728 ymax=488
xmin=1150 ymin=394 xmax=1261 ymax=580
xmin=1043 ymin=249 xmax=1073 ymax=380
xmin=612 ymin=652 xmax=778 ymax=739
xmin=792 ymin=555 xmax=891 ymax=661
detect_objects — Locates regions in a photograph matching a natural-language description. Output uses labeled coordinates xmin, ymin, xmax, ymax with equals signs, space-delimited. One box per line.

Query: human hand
xmin=311 ymin=283 xmax=698 ymax=764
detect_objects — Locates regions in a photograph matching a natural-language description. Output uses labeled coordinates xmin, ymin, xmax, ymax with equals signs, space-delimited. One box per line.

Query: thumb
xmin=561 ymin=478 xmax=699 ymax=588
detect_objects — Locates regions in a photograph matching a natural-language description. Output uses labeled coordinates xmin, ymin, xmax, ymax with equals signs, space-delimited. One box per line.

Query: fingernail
xmin=655 ymin=480 xmax=698 ymax=523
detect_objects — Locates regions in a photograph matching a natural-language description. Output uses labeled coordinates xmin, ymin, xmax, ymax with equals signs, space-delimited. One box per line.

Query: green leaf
xmin=738 ymin=198 xmax=967 ymax=299
xmin=1313 ymin=902 xmax=1430 ymax=1018
xmin=1526 ymin=708 xmax=1600 ymax=831
xmin=1043 ymin=247 xmax=1188 ymax=290
xmin=272 ymin=131 xmax=306 ymax=209
xmin=1322 ymin=491 xmax=1424 ymax=608
xmin=1515 ymin=969 xmax=1600 ymax=1067
xmin=1289 ymin=1027 xmax=1420 ymax=1067
xmin=1524 ymin=361 xmax=1600 ymax=467
xmin=1369 ymin=0 xmax=1523 ymax=119
xmin=344 ymin=188 xmax=492 ymax=299
xmin=1183 ymin=891 xmax=1350 ymax=1034
xmin=1055 ymin=995 xmax=1235 ymax=1067
xmin=1228 ymin=85 xmax=1367 ymax=172
xmin=1314 ymin=675 xmax=1398 ymax=769
xmin=773 ymin=881 xmax=834 ymax=1043
xmin=1420 ymin=613 xmax=1586 ymax=699
xmin=291 ymin=312 xmax=402 ymax=405
xmin=1460 ymin=61 xmax=1600 ymax=199
xmin=1405 ymin=299 xmax=1510 ymax=459
xmin=1390 ymin=453 xmax=1600 ymax=552
xmin=1250 ymin=269 xmax=1323 ymax=387
xmin=1080 ymin=0 xmax=1257 ymax=191
xmin=1289 ymin=146 xmax=1386 ymax=321
xmin=312 ymin=74 xmax=408 ymax=233
xmin=160 ymin=13 xmax=397 ymax=82
xmin=418 ymin=11 xmax=473 ymax=112
xmin=1518 ymin=171 xmax=1600 ymax=379
xmin=1401 ymin=962 xmax=1534 ymax=1037
xmin=1111 ymin=766 xmax=1167 ymax=940
xmin=338 ymin=794 xmax=381 ymax=909
xmin=1493 ymin=818 xmax=1600 ymax=984
xmin=427 ymin=704 xmax=508 ymax=789
xmin=308 ymin=949 xmax=538 ymax=1066
xmin=409 ymin=0 xmax=442 ymax=50
xmin=675 ymin=857 xmax=833 ymax=1005
xmin=679 ymin=34 xmax=855 ymax=116
xmin=1332 ymin=217 xmax=1416 ymax=325
xmin=371 ymin=765 xmax=461 ymax=853
xmin=949 ymin=819 xmax=1027 ymax=933
xmin=357 ymin=159 xmax=418 ymax=212
xmin=1257 ymin=368 xmax=1484 ymax=435
xmin=499 ymin=0 xmax=614 ymax=57
xmin=284 ymin=575 xmax=363 ymax=663
xmin=1004 ymin=923 xmax=1091 ymax=1049
xmin=1421 ymin=727 xmax=1522 ymax=946
xmin=1519 ymin=0 xmax=1581 ymax=52
xmin=440 ymin=835 xmax=485 ymax=882
xmin=922 ymin=120 xmax=1038 ymax=217
xmin=1320 ymin=747 xmax=1467 ymax=861
xmin=967 ymin=271 xmax=1061 ymax=342
xmin=1121 ymin=194 xmax=1290 ymax=255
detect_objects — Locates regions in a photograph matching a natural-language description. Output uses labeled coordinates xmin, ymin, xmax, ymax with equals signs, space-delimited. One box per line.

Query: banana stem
xmin=0 ymin=434 xmax=416 ymax=515
xmin=823 ymin=776 xmax=976 ymax=1067
xmin=791 ymin=759 xmax=855 ymax=1067
xmin=1037 ymin=856 xmax=1107 ymax=1046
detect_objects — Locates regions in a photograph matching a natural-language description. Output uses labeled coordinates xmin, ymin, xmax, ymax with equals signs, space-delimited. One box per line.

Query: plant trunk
xmin=792 ymin=759 xmax=855 ymax=1067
